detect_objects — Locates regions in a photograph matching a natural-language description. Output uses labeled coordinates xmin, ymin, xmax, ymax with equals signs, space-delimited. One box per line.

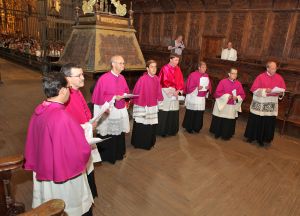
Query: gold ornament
xmin=82 ymin=0 xmax=97 ymax=14
xmin=111 ymin=0 xmax=127 ymax=16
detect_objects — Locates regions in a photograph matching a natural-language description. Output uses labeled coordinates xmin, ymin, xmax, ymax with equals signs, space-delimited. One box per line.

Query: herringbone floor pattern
xmin=1 ymin=58 xmax=300 ymax=216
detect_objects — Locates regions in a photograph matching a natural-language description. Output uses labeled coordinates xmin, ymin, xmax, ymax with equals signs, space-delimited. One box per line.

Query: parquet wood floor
xmin=1 ymin=58 xmax=300 ymax=216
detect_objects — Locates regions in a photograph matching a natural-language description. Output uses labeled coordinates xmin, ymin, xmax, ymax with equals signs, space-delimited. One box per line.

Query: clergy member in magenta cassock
xmin=209 ymin=68 xmax=245 ymax=140
xmin=24 ymin=73 xmax=93 ymax=216
xmin=62 ymin=63 xmax=100 ymax=200
xmin=157 ymin=54 xmax=184 ymax=136
xmin=244 ymin=61 xmax=286 ymax=147
xmin=92 ymin=55 xmax=130 ymax=164
xmin=182 ymin=61 xmax=212 ymax=133
xmin=131 ymin=60 xmax=163 ymax=150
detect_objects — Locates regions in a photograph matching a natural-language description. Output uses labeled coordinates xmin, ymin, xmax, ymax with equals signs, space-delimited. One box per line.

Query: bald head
xmin=111 ymin=55 xmax=125 ymax=74
xmin=227 ymin=42 xmax=233 ymax=49
xmin=266 ymin=61 xmax=277 ymax=76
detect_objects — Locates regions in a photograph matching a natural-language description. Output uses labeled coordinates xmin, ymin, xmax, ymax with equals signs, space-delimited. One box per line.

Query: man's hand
xmin=173 ymin=90 xmax=180 ymax=97
xmin=198 ymin=85 xmax=203 ymax=90
xmin=91 ymin=121 xmax=97 ymax=130
xmin=266 ymin=88 xmax=272 ymax=93
xmin=232 ymin=96 xmax=238 ymax=101
xmin=115 ymin=95 xmax=124 ymax=101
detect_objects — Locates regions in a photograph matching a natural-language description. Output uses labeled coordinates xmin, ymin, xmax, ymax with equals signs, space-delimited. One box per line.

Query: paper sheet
xmin=89 ymin=101 xmax=110 ymax=124
xmin=123 ymin=93 xmax=139 ymax=98
xmin=271 ymin=87 xmax=285 ymax=94
xmin=232 ymin=89 xmax=237 ymax=96
xmin=199 ymin=77 xmax=209 ymax=91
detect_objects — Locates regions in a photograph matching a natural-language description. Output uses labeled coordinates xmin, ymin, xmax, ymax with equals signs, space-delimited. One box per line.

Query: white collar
xmin=111 ymin=70 xmax=119 ymax=77
xmin=148 ymin=72 xmax=154 ymax=77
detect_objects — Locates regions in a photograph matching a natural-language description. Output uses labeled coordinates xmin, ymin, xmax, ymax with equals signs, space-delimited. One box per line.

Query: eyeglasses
xmin=68 ymin=73 xmax=84 ymax=78
xmin=114 ymin=62 xmax=125 ymax=65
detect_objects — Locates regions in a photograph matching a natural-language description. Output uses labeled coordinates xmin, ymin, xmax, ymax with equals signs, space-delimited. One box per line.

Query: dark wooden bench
xmin=0 ymin=155 xmax=25 ymax=215
xmin=19 ymin=199 xmax=65 ymax=216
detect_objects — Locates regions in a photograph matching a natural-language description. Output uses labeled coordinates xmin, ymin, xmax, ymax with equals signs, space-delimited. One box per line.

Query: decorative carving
xmin=128 ymin=2 xmax=134 ymax=26
xmin=187 ymin=13 xmax=201 ymax=49
xmin=204 ymin=13 xmax=214 ymax=34
xmin=268 ymin=13 xmax=291 ymax=57
xmin=82 ymin=0 xmax=96 ymax=14
xmin=176 ymin=13 xmax=187 ymax=37
xmin=134 ymin=13 xmax=141 ymax=41
xmin=152 ymin=14 xmax=161 ymax=45
xmin=100 ymin=17 xmax=128 ymax=25
xmin=141 ymin=14 xmax=150 ymax=44
xmin=163 ymin=13 xmax=174 ymax=45
xmin=216 ymin=12 xmax=228 ymax=34
xmin=111 ymin=0 xmax=127 ymax=16
xmin=248 ymin=13 xmax=267 ymax=50
xmin=99 ymin=34 xmax=143 ymax=66
xmin=60 ymin=30 xmax=94 ymax=66
xmin=229 ymin=13 xmax=246 ymax=51
xmin=289 ymin=16 xmax=300 ymax=59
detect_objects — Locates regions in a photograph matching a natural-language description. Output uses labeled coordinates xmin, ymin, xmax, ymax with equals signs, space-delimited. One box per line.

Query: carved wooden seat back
xmin=0 ymin=155 xmax=25 ymax=215
xmin=19 ymin=199 xmax=65 ymax=216
xmin=281 ymin=92 xmax=300 ymax=134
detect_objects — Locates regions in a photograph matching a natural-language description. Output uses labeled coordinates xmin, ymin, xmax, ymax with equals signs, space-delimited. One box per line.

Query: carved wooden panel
xmin=141 ymin=13 xmax=150 ymax=45
xmin=99 ymin=34 xmax=144 ymax=65
xmin=203 ymin=0 xmax=217 ymax=9
xmin=216 ymin=12 xmax=228 ymax=35
xmin=185 ymin=0 xmax=204 ymax=10
xmin=268 ymin=13 xmax=291 ymax=58
xmin=162 ymin=13 xmax=174 ymax=46
xmin=231 ymin=0 xmax=249 ymax=8
xmin=187 ymin=13 xmax=201 ymax=49
xmin=246 ymin=12 xmax=267 ymax=55
xmin=229 ymin=13 xmax=246 ymax=51
xmin=174 ymin=1 xmax=189 ymax=11
xmin=273 ymin=0 xmax=299 ymax=10
xmin=59 ymin=30 xmax=94 ymax=67
xmin=289 ymin=16 xmax=300 ymax=59
xmin=204 ymin=13 xmax=215 ymax=34
xmin=152 ymin=14 xmax=161 ymax=45
xmin=160 ymin=0 xmax=176 ymax=11
xmin=134 ymin=13 xmax=141 ymax=41
xmin=176 ymin=13 xmax=187 ymax=37
xmin=216 ymin=0 xmax=231 ymax=8
xmin=250 ymin=0 xmax=273 ymax=8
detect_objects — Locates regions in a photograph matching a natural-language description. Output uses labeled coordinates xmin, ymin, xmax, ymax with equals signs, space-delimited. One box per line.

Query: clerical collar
xmin=148 ymin=72 xmax=154 ymax=77
xmin=111 ymin=70 xmax=119 ymax=77
xmin=228 ymin=78 xmax=235 ymax=82
xmin=46 ymin=100 xmax=64 ymax=105
xmin=266 ymin=71 xmax=273 ymax=76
